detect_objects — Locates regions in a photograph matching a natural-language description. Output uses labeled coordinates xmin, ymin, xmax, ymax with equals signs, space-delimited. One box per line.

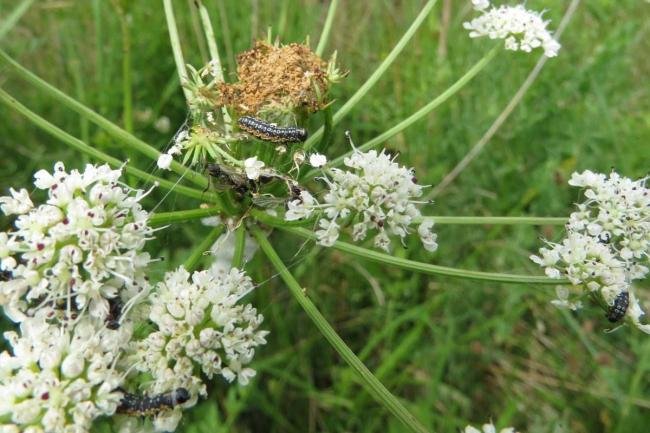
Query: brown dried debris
xmin=218 ymin=41 xmax=329 ymax=116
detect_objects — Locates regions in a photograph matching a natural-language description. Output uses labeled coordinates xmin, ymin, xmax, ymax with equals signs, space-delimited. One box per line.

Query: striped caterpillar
xmin=238 ymin=116 xmax=308 ymax=143
xmin=116 ymin=388 xmax=190 ymax=417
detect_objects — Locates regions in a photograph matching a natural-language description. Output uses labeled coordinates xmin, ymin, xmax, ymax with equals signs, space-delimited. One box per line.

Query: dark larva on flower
xmin=238 ymin=116 xmax=308 ymax=143
xmin=105 ymin=297 xmax=123 ymax=330
xmin=117 ymin=388 xmax=191 ymax=417
xmin=606 ymin=291 xmax=629 ymax=323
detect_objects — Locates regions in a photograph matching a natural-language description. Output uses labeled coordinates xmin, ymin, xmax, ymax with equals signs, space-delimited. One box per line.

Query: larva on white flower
xmin=238 ymin=116 xmax=308 ymax=143
xmin=607 ymin=291 xmax=629 ymax=323
xmin=116 ymin=388 xmax=191 ymax=417
xmin=105 ymin=297 xmax=123 ymax=330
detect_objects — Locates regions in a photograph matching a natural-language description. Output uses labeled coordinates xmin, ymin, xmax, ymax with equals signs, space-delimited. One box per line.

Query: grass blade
xmin=0 ymin=0 xmax=35 ymax=40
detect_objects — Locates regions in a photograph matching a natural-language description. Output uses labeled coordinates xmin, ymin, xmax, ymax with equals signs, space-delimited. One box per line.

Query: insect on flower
xmin=105 ymin=297 xmax=123 ymax=330
xmin=607 ymin=291 xmax=629 ymax=323
xmin=238 ymin=116 xmax=308 ymax=143
xmin=207 ymin=163 xmax=252 ymax=196
xmin=116 ymin=388 xmax=191 ymax=417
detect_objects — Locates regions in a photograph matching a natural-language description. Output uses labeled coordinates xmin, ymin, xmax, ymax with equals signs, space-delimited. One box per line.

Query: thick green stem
xmin=195 ymin=0 xmax=233 ymax=134
xmin=251 ymin=209 xmax=564 ymax=228
xmin=419 ymin=216 xmax=566 ymax=225
xmin=0 ymin=88 xmax=218 ymax=203
xmin=303 ymin=0 xmax=438 ymax=151
xmin=275 ymin=226 xmax=565 ymax=285
xmin=0 ymin=0 xmax=34 ymax=40
xmin=251 ymin=227 xmax=430 ymax=433
xmin=0 ymin=49 xmax=209 ymax=189
xmin=231 ymin=224 xmax=246 ymax=268
xmin=163 ymin=0 xmax=192 ymax=102
xmin=315 ymin=0 xmax=339 ymax=56
xmin=149 ymin=207 xmax=222 ymax=226
xmin=183 ymin=225 xmax=225 ymax=272
xmin=316 ymin=46 xmax=499 ymax=174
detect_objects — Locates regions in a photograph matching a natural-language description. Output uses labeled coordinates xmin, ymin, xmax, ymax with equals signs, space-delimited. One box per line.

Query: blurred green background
xmin=1 ymin=1 xmax=649 ymax=432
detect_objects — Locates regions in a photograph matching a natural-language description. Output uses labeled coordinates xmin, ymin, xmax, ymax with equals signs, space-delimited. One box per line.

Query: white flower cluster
xmin=531 ymin=170 xmax=650 ymax=332
xmin=0 ymin=162 xmax=154 ymax=323
xmin=0 ymin=314 xmax=130 ymax=433
xmin=464 ymin=0 xmax=561 ymax=57
xmin=464 ymin=422 xmax=519 ymax=433
xmin=285 ymin=148 xmax=438 ymax=252
xmin=0 ymin=163 xmax=268 ymax=432
xmin=128 ymin=266 xmax=268 ymax=429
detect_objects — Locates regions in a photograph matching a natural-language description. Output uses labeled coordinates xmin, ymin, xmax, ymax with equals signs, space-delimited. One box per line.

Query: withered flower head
xmin=218 ymin=41 xmax=330 ymax=117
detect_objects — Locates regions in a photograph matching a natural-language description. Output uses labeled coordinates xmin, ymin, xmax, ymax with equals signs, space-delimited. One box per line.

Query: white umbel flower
xmin=0 ymin=162 xmax=154 ymax=324
xmin=0 ymin=314 xmax=128 ymax=433
xmin=285 ymin=148 xmax=436 ymax=253
xmin=531 ymin=170 xmax=650 ymax=331
xmin=128 ymin=265 xmax=268 ymax=424
xmin=464 ymin=1 xmax=561 ymax=57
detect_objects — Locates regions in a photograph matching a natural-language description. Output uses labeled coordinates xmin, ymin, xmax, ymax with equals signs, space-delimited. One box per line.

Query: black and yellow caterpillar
xmin=116 ymin=388 xmax=190 ymax=417
xmin=238 ymin=116 xmax=308 ymax=143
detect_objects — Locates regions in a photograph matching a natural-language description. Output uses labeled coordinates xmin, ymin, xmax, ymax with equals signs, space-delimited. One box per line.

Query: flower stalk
xmin=251 ymin=226 xmax=430 ymax=433
xmin=0 ymin=88 xmax=219 ymax=203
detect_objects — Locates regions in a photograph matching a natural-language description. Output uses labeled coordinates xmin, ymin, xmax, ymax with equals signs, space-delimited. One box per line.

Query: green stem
xmin=251 ymin=208 xmax=564 ymax=228
xmin=314 ymin=104 xmax=334 ymax=154
xmin=231 ymin=224 xmax=246 ymax=268
xmin=251 ymin=227 xmax=430 ymax=433
xmin=276 ymin=226 xmax=566 ymax=285
xmin=149 ymin=207 xmax=222 ymax=226
xmin=318 ymin=46 xmax=499 ymax=173
xmin=163 ymin=0 xmax=192 ymax=102
xmin=303 ymin=0 xmax=438 ymax=151
xmin=420 ymin=216 xmax=566 ymax=225
xmin=0 ymin=88 xmax=218 ymax=203
xmin=250 ymin=209 xmax=318 ymax=227
xmin=0 ymin=48 xmax=210 ymax=190
xmin=183 ymin=225 xmax=226 ymax=272
xmin=315 ymin=0 xmax=339 ymax=56
xmin=0 ymin=0 xmax=35 ymax=40
xmin=195 ymin=0 xmax=233 ymax=134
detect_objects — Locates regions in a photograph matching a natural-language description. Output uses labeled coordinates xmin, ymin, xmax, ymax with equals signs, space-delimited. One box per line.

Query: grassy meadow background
xmin=1 ymin=0 xmax=649 ymax=432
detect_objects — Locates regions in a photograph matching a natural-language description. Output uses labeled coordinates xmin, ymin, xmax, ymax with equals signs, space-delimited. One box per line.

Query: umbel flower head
xmin=0 ymin=162 xmax=154 ymax=323
xmin=285 ymin=143 xmax=438 ymax=253
xmin=530 ymin=170 xmax=650 ymax=332
xmin=125 ymin=266 xmax=268 ymax=431
xmin=464 ymin=0 xmax=561 ymax=57
xmin=0 ymin=312 xmax=131 ymax=432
